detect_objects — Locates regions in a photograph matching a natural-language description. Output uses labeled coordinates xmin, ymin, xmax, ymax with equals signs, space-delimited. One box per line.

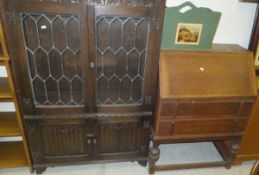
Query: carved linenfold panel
xmin=42 ymin=126 xmax=86 ymax=156
xmin=97 ymin=123 xmax=139 ymax=154
xmin=88 ymin=0 xmax=155 ymax=7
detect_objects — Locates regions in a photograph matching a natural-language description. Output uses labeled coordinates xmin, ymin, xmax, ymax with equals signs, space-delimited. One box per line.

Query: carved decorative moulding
xmin=14 ymin=0 xmax=156 ymax=7
xmin=87 ymin=0 xmax=155 ymax=7
xmin=17 ymin=0 xmax=82 ymax=4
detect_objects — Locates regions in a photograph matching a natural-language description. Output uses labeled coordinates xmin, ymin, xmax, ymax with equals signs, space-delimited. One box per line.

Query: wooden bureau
xmin=148 ymin=45 xmax=257 ymax=174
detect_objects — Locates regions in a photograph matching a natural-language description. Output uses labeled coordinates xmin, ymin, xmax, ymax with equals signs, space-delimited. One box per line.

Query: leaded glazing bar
xmin=20 ymin=13 xmax=84 ymax=106
xmin=95 ymin=16 xmax=150 ymax=106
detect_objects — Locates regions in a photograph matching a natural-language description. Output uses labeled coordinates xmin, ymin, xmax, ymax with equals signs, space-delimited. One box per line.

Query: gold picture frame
xmin=175 ymin=23 xmax=203 ymax=45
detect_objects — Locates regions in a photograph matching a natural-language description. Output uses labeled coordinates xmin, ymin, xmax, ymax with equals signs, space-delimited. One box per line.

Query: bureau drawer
xmin=161 ymin=102 xmax=253 ymax=118
xmin=157 ymin=118 xmax=247 ymax=137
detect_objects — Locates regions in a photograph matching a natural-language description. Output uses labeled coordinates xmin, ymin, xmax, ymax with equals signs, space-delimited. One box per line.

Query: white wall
xmin=166 ymin=0 xmax=257 ymax=48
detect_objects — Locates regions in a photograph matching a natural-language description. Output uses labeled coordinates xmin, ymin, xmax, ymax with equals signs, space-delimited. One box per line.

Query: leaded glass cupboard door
xmin=88 ymin=5 xmax=161 ymax=112
xmin=8 ymin=2 xmax=89 ymax=114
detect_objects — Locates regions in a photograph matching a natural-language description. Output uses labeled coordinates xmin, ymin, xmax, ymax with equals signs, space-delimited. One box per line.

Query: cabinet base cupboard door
xmin=1 ymin=0 xmax=166 ymax=174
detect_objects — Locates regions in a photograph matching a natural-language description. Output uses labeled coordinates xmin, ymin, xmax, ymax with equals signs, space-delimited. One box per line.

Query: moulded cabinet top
xmin=159 ymin=45 xmax=257 ymax=100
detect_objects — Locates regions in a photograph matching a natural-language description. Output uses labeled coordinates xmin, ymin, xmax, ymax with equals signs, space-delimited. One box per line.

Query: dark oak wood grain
xmin=1 ymin=0 xmax=166 ymax=173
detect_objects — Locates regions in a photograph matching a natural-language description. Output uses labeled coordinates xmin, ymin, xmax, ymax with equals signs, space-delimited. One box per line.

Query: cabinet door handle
xmin=93 ymin=138 xmax=97 ymax=144
xmin=87 ymin=138 xmax=91 ymax=145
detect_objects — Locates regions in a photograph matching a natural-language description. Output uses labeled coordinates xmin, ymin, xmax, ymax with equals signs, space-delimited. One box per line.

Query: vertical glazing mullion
xmin=72 ymin=16 xmax=80 ymax=76
xmin=119 ymin=17 xmax=127 ymax=104
xmin=46 ymin=14 xmax=55 ymax=50
xmin=130 ymin=78 xmax=133 ymax=103
xmin=35 ymin=14 xmax=42 ymax=50
xmin=141 ymin=19 xmax=150 ymax=104
xmin=36 ymin=15 xmax=49 ymax=104
xmin=107 ymin=17 xmax=113 ymax=103
xmin=133 ymin=18 xmax=137 ymax=52
xmin=59 ymin=16 xmax=69 ymax=105
xmin=95 ymin=16 xmax=99 ymax=105
xmin=45 ymin=15 xmax=54 ymax=104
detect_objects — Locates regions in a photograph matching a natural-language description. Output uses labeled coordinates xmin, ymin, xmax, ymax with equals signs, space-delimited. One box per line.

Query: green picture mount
xmin=161 ymin=2 xmax=221 ymax=50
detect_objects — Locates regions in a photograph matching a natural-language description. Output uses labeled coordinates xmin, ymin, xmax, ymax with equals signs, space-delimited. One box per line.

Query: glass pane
xmin=96 ymin=16 xmax=149 ymax=106
xmin=21 ymin=13 xmax=84 ymax=106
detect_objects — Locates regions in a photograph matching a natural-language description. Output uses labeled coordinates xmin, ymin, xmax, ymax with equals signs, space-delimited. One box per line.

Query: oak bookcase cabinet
xmin=0 ymin=0 xmax=166 ymax=173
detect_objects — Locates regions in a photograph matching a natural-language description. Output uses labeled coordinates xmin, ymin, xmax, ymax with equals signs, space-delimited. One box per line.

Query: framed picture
xmin=175 ymin=23 xmax=203 ymax=45
xmin=249 ymin=5 xmax=259 ymax=68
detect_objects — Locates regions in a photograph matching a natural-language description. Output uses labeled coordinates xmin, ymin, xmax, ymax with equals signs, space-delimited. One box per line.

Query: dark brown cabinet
xmin=26 ymin=119 xmax=90 ymax=164
xmin=25 ymin=115 xmax=151 ymax=172
xmin=93 ymin=115 xmax=151 ymax=159
xmin=0 ymin=0 xmax=166 ymax=173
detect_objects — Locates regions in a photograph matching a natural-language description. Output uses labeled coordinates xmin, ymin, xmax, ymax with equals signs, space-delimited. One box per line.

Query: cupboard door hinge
xmin=144 ymin=96 xmax=152 ymax=105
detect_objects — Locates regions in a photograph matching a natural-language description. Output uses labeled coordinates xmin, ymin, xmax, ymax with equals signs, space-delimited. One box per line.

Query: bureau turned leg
xmin=225 ymin=141 xmax=240 ymax=169
xmin=148 ymin=144 xmax=160 ymax=174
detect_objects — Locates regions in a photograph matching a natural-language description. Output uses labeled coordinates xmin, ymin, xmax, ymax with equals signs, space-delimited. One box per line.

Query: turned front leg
xmin=148 ymin=144 xmax=160 ymax=174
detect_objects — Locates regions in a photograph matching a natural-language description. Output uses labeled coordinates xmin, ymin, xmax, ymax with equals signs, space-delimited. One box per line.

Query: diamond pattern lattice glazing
xmin=96 ymin=16 xmax=149 ymax=105
xmin=21 ymin=13 xmax=84 ymax=106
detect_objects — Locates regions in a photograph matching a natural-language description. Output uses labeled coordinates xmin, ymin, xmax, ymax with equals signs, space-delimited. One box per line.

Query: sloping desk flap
xmin=160 ymin=46 xmax=257 ymax=99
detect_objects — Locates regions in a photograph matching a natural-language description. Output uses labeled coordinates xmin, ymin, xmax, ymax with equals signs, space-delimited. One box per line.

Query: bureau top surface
xmin=159 ymin=46 xmax=257 ymax=100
